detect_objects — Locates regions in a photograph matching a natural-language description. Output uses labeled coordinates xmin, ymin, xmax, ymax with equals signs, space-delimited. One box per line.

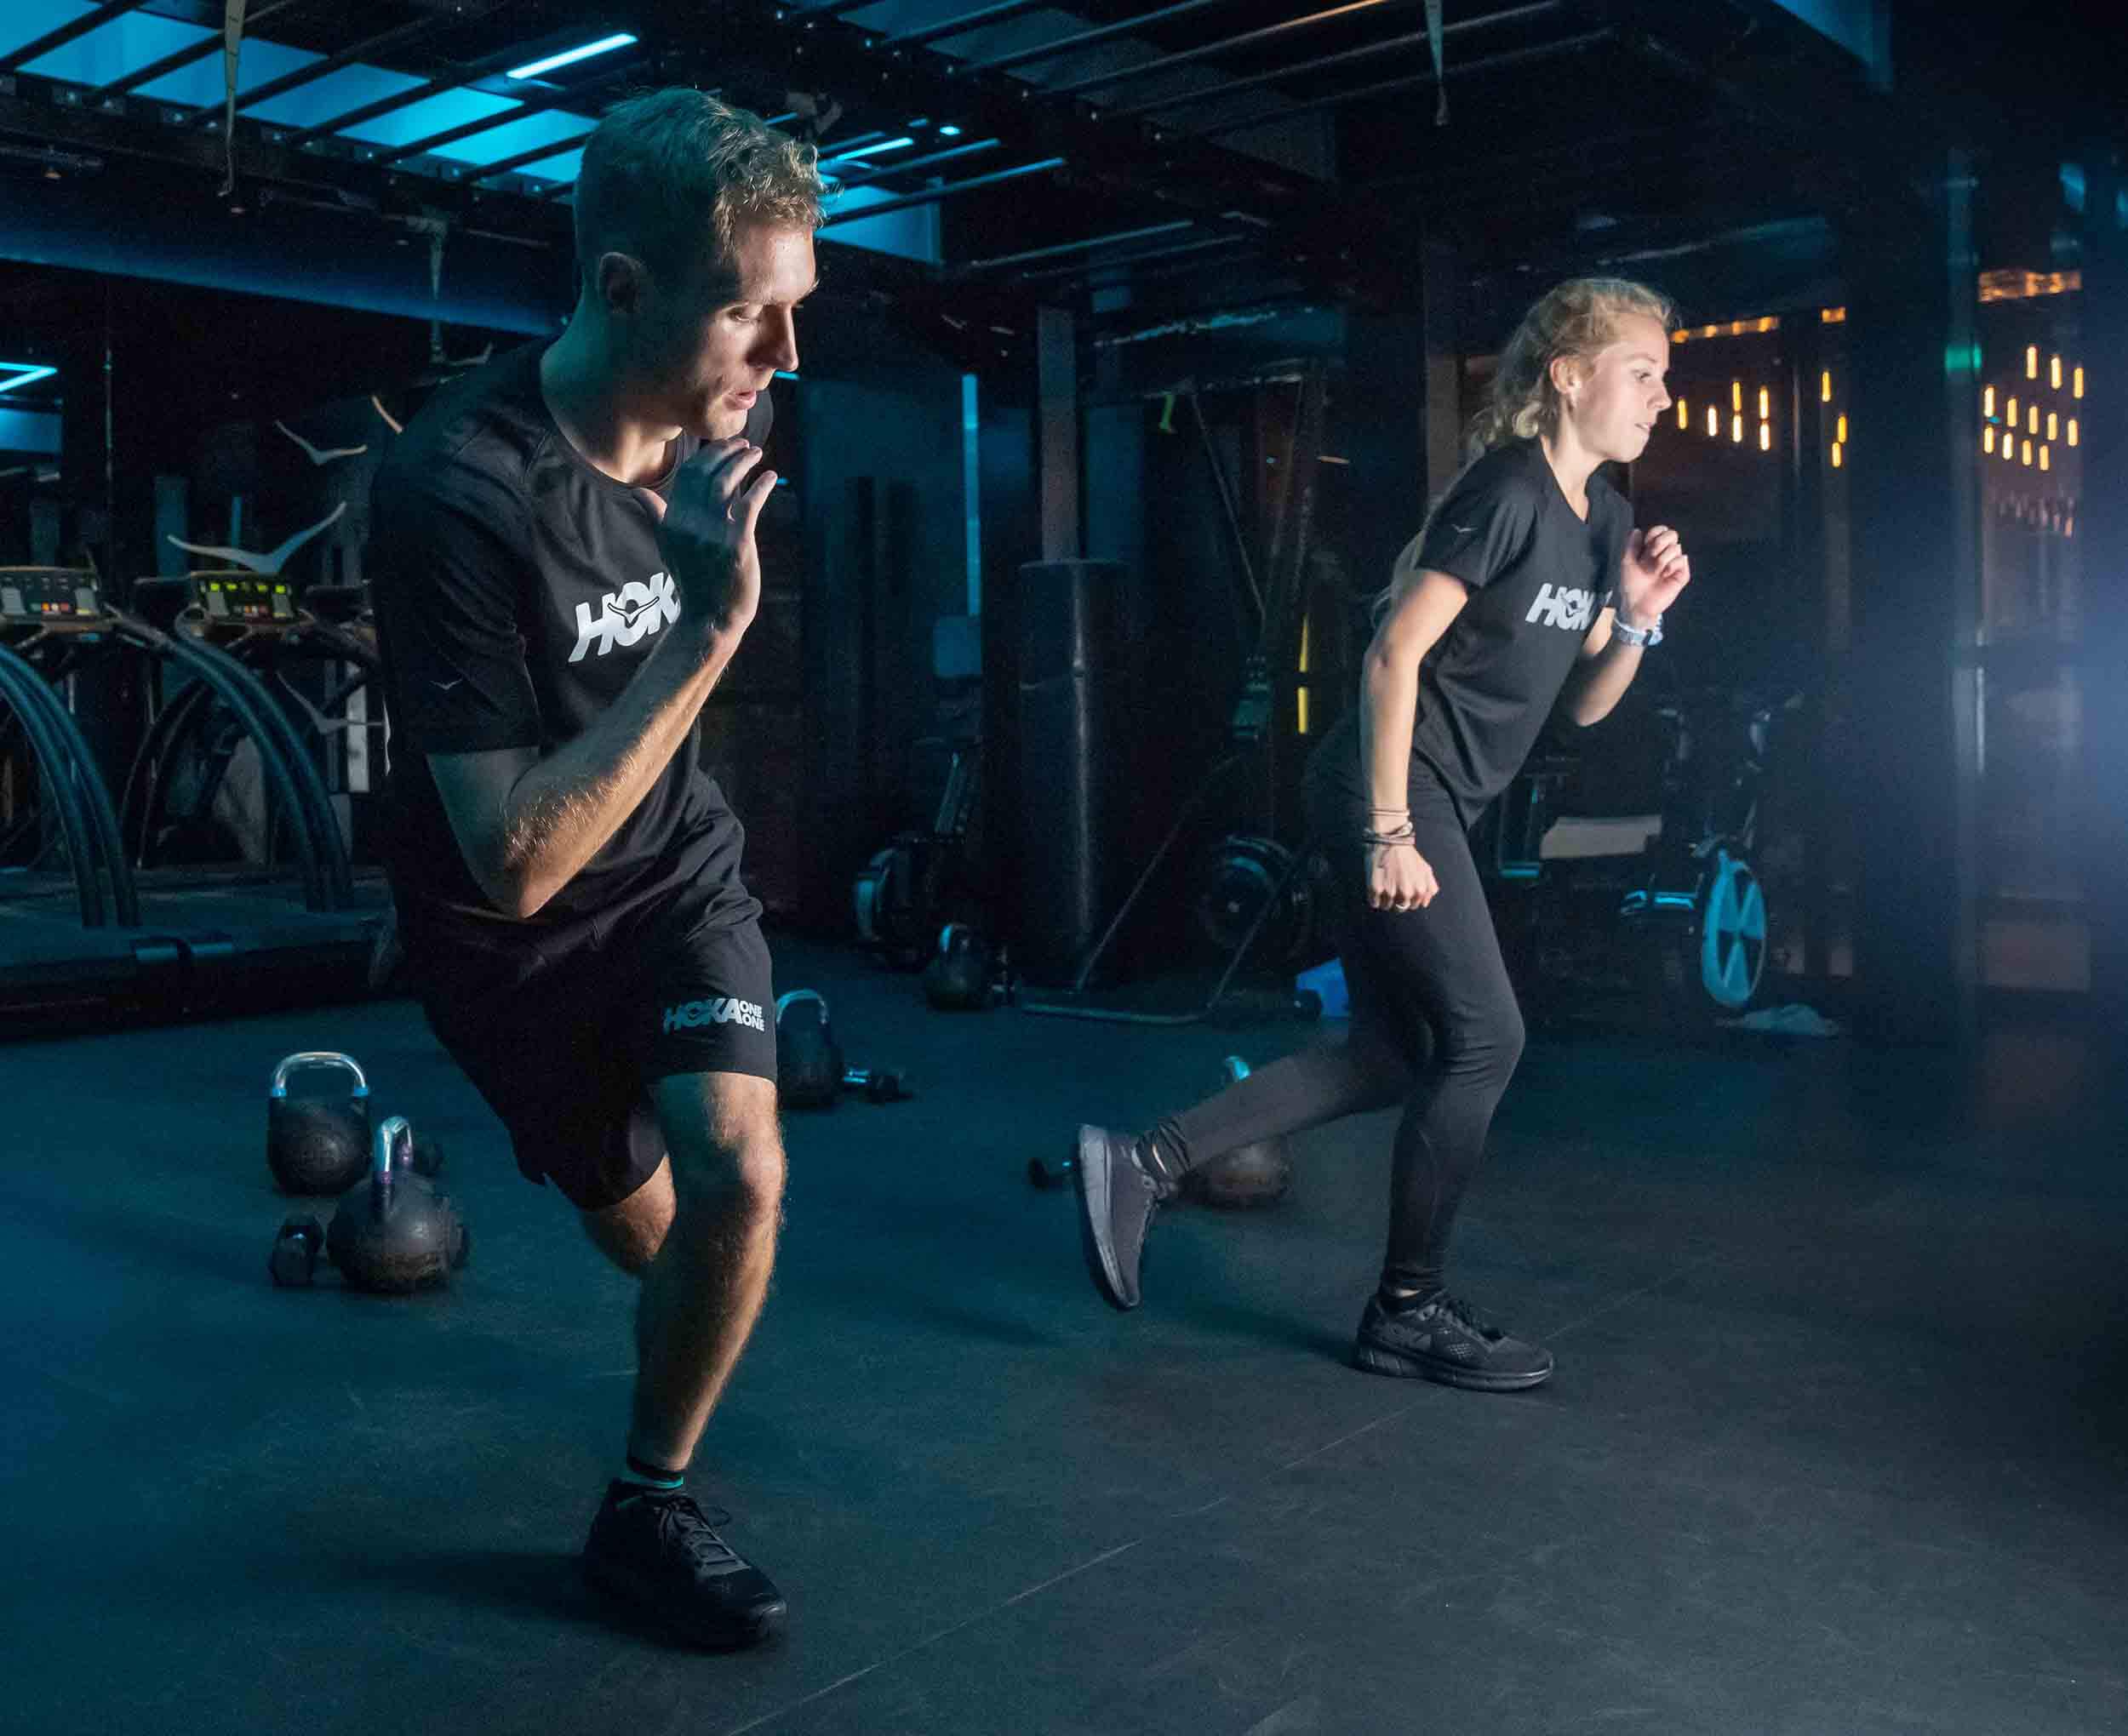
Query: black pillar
xmin=1842 ymin=151 xmax=1983 ymax=1044
xmin=1781 ymin=316 xmax=1834 ymax=983
xmin=1036 ymin=306 xmax=1080 ymax=562
xmin=2080 ymin=149 xmax=2128 ymax=1034
xmin=1341 ymin=239 xmax=1462 ymax=604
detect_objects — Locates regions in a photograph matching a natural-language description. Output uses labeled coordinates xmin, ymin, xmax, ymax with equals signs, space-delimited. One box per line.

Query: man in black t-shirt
xmin=369 ymin=89 xmax=822 ymax=1650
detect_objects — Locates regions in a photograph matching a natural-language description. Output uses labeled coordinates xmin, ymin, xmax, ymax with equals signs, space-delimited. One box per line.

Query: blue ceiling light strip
xmin=506 ymin=33 xmax=637 ymax=81
xmin=823 ymin=135 xmax=915 ymax=163
xmin=0 ymin=364 xmax=60 ymax=395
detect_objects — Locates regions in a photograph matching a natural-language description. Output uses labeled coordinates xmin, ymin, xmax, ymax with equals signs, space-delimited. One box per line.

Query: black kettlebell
xmin=327 ymin=1116 xmax=470 ymax=1294
xmin=775 ymin=990 xmax=844 ymax=1110
xmin=267 ymin=1214 xmax=325 ymax=1287
xmin=1187 ymin=1056 xmax=1292 ymax=1208
xmin=266 ymin=1052 xmax=372 ymax=1195
xmin=923 ymin=923 xmax=992 ymax=1012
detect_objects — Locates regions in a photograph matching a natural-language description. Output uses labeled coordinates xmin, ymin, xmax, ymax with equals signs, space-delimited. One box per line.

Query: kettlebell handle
xmin=937 ymin=923 xmax=967 ymax=956
xmin=775 ymin=988 xmax=830 ymax=1021
xmin=270 ymin=1051 xmax=369 ymax=1099
xmin=372 ymin=1114 xmax=412 ymax=1185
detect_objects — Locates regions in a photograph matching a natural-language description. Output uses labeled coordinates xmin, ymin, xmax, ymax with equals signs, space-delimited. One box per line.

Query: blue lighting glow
xmin=937 ymin=124 xmax=962 ymax=137
xmin=0 ymin=408 xmax=60 ymax=455
xmin=506 ymin=33 xmax=637 ymax=81
xmin=825 ymin=136 xmax=914 ymax=164
xmin=774 ymin=371 xmax=800 ymax=380
xmin=0 ymin=363 xmax=58 ymax=395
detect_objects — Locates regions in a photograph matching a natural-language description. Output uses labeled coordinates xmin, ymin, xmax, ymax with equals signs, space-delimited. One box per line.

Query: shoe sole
xmin=582 ymin=1554 xmax=787 ymax=1650
xmin=1352 ymin=1340 xmax=1554 ymax=1392
xmin=1072 ymin=1126 xmax=1136 ymax=1311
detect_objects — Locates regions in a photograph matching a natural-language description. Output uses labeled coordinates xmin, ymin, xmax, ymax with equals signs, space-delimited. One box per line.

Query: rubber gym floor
xmin=5 ymin=936 xmax=2125 ymax=1736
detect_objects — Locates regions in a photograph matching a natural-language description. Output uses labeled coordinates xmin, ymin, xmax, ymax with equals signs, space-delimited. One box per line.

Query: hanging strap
xmin=219 ymin=0 xmax=249 ymax=196
xmin=1427 ymin=0 xmax=1448 ymax=126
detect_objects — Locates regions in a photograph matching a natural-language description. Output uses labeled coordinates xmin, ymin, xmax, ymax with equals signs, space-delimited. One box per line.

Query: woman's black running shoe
xmin=1352 ymin=1290 xmax=1554 ymax=1391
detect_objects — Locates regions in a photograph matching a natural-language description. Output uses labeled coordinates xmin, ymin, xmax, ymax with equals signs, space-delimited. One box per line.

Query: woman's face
xmin=1560 ymin=313 xmax=1673 ymax=464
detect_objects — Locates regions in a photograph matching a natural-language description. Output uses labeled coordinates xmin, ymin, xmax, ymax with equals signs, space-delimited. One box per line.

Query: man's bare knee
xmin=655 ymin=1072 xmax=784 ymax=1225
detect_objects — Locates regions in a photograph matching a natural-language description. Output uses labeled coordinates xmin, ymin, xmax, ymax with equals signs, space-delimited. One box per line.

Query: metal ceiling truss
xmin=0 ymin=0 xmax=1919 ymax=302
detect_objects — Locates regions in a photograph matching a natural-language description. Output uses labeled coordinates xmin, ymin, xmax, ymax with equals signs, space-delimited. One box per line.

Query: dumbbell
xmin=843 ymin=1066 xmax=912 ymax=1105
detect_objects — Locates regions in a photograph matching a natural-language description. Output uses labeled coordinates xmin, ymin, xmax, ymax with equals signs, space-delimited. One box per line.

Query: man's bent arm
xmin=431 ymin=614 xmax=743 ymax=920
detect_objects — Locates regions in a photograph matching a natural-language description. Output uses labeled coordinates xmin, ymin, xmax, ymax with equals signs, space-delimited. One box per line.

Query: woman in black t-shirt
xmin=1072 ymin=278 xmax=1695 ymax=1390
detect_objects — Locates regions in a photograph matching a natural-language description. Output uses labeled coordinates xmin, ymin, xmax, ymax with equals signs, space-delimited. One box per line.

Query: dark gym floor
xmin=5 ymin=939 xmax=2125 ymax=1736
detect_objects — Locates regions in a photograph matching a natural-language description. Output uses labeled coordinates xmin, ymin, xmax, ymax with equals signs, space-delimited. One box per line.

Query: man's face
xmin=630 ymin=220 xmax=816 ymax=439
xmin=1569 ymin=314 xmax=1673 ymax=464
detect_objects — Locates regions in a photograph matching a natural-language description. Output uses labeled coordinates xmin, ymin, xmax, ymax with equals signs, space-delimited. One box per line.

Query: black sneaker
xmin=1352 ymin=1291 xmax=1554 ymax=1391
xmin=1073 ymin=1125 xmax=1172 ymax=1311
xmin=582 ymin=1482 xmax=787 ymax=1648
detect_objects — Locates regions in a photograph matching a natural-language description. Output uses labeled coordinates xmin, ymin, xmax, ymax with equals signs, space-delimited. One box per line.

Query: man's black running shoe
xmin=582 ymin=1482 xmax=787 ymax=1648
xmin=1352 ymin=1290 xmax=1553 ymax=1391
xmin=1073 ymin=1125 xmax=1172 ymax=1311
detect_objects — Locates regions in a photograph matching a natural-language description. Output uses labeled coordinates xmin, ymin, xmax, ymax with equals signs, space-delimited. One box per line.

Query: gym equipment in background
xmin=4 ymin=562 xmax=353 ymax=914
xmin=922 ymin=922 xmax=1002 ymax=1010
xmin=1484 ymin=684 xmax=1798 ymax=1032
xmin=1016 ymin=366 xmax=1336 ymax=1029
xmin=266 ymin=1050 xmax=371 ymax=1195
xmin=265 ymin=1048 xmax=443 ymax=1195
xmin=854 ymin=745 xmax=980 ymax=969
xmin=775 ymin=989 xmax=844 ymax=1109
xmin=325 ymin=1116 xmax=469 ymax=1295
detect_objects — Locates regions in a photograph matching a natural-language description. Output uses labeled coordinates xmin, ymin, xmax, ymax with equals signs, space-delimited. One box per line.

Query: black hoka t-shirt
xmin=369 ymin=343 xmax=756 ymax=939
xmin=1314 ymin=438 xmax=1630 ymax=826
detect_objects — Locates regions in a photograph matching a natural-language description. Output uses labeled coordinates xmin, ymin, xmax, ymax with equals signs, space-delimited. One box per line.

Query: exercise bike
xmin=1484 ymin=683 xmax=1799 ymax=1031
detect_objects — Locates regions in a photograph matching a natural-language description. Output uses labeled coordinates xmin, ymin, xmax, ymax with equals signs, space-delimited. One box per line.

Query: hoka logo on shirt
xmin=662 ymin=996 xmax=767 ymax=1034
xmin=569 ymin=572 xmax=681 ymax=662
xmin=1525 ymin=584 xmax=1595 ymax=632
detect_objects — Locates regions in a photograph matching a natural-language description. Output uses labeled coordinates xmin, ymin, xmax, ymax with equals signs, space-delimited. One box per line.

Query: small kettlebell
xmin=266 ymin=1214 xmax=325 ymax=1288
xmin=1187 ymin=1056 xmax=1292 ymax=1208
xmin=922 ymin=923 xmax=992 ymax=1012
xmin=266 ymin=1052 xmax=372 ymax=1195
xmin=326 ymin=1116 xmax=469 ymax=1294
xmin=775 ymin=990 xmax=844 ymax=1110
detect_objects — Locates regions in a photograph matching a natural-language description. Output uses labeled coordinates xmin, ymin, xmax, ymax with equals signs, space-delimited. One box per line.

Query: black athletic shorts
xmin=407 ymin=883 xmax=778 ymax=1213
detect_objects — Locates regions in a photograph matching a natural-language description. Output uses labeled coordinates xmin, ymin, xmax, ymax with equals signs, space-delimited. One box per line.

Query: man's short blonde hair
xmin=573 ymin=88 xmax=829 ymax=289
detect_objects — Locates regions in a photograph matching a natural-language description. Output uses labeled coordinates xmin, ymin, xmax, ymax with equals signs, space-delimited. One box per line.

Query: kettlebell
xmin=775 ymin=990 xmax=844 ymax=1110
xmin=267 ymin=1052 xmax=371 ymax=1195
xmin=1187 ymin=1056 xmax=1292 ymax=1208
xmin=326 ymin=1116 xmax=470 ymax=1294
xmin=922 ymin=923 xmax=992 ymax=1012
xmin=266 ymin=1214 xmax=325 ymax=1288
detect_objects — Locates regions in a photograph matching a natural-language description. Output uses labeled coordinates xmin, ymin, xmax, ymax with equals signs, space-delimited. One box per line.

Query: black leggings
xmin=1156 ymin=774 xmax=1524 ymax=1295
